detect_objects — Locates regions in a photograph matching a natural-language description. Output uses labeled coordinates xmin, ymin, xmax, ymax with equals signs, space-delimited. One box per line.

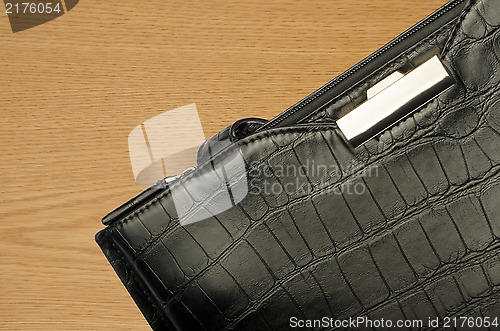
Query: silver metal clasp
xmin=337 ymin=55 xmax=454 ymax=147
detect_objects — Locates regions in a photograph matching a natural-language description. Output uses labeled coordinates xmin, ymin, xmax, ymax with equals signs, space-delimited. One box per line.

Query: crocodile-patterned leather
xmin=96 ymin=0 xmax=500 ymax=329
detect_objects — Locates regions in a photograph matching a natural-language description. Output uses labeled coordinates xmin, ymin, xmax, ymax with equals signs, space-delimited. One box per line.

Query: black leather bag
xmin=96 ymin=0 xmax=500 ymax=329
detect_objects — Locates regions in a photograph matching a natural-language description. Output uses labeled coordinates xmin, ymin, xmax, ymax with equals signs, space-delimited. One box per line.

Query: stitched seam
xmin=109 ymin=125 xmax=337 ymax=230
xmin=109 ymin=239 xmax=170 ymax=329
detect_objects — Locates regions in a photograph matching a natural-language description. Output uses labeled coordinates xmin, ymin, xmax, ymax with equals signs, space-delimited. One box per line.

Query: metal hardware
xmin=336 ymin=55 xmax=454 ymax=147
xmin=164 ymin=166 xmax=196 ymax=184
xmin=258 ymin=0 xmax=466 ymax=131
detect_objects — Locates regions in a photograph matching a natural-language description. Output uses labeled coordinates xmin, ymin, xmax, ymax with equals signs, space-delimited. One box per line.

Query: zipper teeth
xmin=261 ymin=0 xmax=465 ymax=130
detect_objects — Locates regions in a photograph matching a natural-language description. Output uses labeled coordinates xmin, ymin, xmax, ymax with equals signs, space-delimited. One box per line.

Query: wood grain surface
xmin=0 ymin=0 xmax=448 ymax=329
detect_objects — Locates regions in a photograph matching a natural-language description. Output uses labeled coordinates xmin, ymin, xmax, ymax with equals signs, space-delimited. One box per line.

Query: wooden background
xmin=0 ymin=0 xmax=447 ymax=329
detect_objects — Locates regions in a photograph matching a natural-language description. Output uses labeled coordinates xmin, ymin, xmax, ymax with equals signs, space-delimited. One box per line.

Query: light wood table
xmin=0 ymin=0 xmax=447 ymax=329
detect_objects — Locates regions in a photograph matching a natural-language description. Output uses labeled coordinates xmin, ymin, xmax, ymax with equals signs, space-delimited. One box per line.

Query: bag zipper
xmin=258 ymin=0 xmax=468 ymax=131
